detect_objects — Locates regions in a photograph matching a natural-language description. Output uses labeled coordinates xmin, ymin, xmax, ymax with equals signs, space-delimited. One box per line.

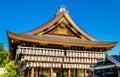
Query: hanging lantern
xmin=72 ymin=52 xmax=75 ymax=57
xmin=79 ymin=64 xmax=81 ymax=69
xmin=53 ymin=63 xmax=55 ymax=68
xmin=91 ymin=53 xmax=94 ymax=58
xmin=85 ymin=52 xmax=88 ymax=58
xmin=46 ymin=63 xmax=48 ymax=68
xmin=87 ymin=65 xmax=90 ymax=69
xmin=84 ymin=59 xmax=87 ymax=63
xmin=38 ymin=49 xmax=41 ymax=55
xmin=28 ymin=49 xmax=31 ymax=55
xmin=81 ymin=59 xmax=83 ymax=63
xmin=37 ymin=62 xmax=39 ymax=67
xmin=35 ymin=49 xmax=38 ymax=55
xmin=58 ymin=51 xmax=60 ymax=56
xmin=103 ymin=54 xmax=105 ymax=58
xmin=17 ymin=48 xmax=21 ymax=54
xmin=84 ymin=52 xmax=86 ymax=57
xmin=39 ymin=63 xmax=42 ymax=67
xmin=69 ymin=51 xmax=71 ymax=56
xmin=30 ymin=62 xmax=33 ymax=67
xmin=34 ymin=62 xmax=36 ymax=67
xmin=26 ymin=62 xmax=29 ymax=67
xmin=45 ymin=50 xmax=48 ymax=55
xmin=66 ymin=52 xmax=68 ymax=56
xmin=23 ymin=48 xmax=28 ymax=54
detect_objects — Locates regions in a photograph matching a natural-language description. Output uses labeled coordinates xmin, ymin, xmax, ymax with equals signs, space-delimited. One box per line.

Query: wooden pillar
xmin=28 ymin=69 xmax=30 ymax=77
xmin=61 ymin=68 xmax=64 ymax=77
xmin=27 ymin=68 xmax=31 ymax=77
xmin=31 ymin=67 xmax=34 ymax=77
xmin=75 ymin=69 xmax=78 ymax=77
xmin=26 ymin=69 xmax=30 ymax=77
xmin=26 ymin=68 xmax=31 ymax=77
xmin=38 ymin=67 xmax=40 ymax=77
xmin=24 ymin=70 xmax=27 ymax=77
xmin=84 ymin=69 xmax=87 ymax=77
xmin=50 ymin=68 xmax=53 ymax=77
xmin=118 ymin=70 xmax=120 ymax=77
xmin=67 ymin=69 xmax=70 ymax=77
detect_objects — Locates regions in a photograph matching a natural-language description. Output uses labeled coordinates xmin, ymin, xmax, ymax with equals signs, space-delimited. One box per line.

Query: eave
xmin=7 ymin=31 xmax=117 ymax=49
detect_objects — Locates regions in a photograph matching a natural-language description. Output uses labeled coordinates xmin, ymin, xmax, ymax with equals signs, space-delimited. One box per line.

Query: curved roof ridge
xmin=108 ymin=55 xmax=120 ymax=67
xmin=23 ymin=13 xmax=64 ymax=35
xmin=64 ymin=14 xmax=99 ymax=41
xmin=23 ymin=11 xmax=99 ymax=41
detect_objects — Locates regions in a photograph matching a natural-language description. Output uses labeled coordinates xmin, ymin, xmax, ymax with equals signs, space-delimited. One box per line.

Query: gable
xmin=35 ymin=17 xmax=89 ymax=40
xmin=23 ymin=6 xmax=99 ymax=41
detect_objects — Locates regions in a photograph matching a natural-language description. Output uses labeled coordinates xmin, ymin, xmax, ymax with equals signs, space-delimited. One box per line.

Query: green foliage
xmin=0 ymin=43 xmax=8 ymax=67
xmin=42 ymin=71 xmax=50 ymax=77
xmin=0 ymin=43 xmax=5 ymax=52
xmin=70 ymin=70 xmax=75 ymax=76
xmin=63 ymin=71 xmax=67 ymax=76
xmin=0 ymin=42 xmax=24 ymax=77
xmin=104 ymin=52 xmax=108 ymax=57
xmin=78 ymin=69 xmax=84 ymax=77
xmin=0 ymin=61 xmax=24 ymax=77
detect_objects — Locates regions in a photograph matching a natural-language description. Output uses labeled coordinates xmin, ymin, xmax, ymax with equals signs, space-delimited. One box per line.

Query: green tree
xmin=0 ymin=42 xmax=24 ymax=77
xmin=0 ymin=61 xmax=24 ymax=77
xmin=0 ymin=43 xmax=5 ymax=51
xmin=42 ymin=71 xmax=50 ymax=77
xmin=0 ymin=43 xmax=8 ymax=67
xmin=105 ymin=52 xmax=108 ymax=57
xmin=78 ymin=69 xmax=84 ymax=77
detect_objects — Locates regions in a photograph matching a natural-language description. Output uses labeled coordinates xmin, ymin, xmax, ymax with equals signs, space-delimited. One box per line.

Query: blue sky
xmin=0 ymin=0 xmax=120 ymax=55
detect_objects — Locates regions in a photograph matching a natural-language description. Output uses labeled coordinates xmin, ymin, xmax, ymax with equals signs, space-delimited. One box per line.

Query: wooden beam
xmin=31 ymin=67 xmax=34 ymax=77
xmin=67 ymin=69 xmax=70 ymax=77
xmin=50 ymin=68 xmax=53 ymax=77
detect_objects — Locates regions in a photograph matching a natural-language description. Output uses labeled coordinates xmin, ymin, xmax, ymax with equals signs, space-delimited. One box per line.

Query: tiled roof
xmin=19 ymin=34 xmax=114 ymax=45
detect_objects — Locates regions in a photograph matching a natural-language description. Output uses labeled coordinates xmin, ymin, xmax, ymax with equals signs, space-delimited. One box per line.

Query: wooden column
xmin=31 ymin=67 xmax=34 ymax=77
xmin=75 ymin=69 xmax=78 ymax=77
xmin=118 ymin=70 xmax=120 ymax=77
xmin=24 ymin=70 xmax=27 ymax=77
xmin=38 ymin=67 xmax=40 ymax=77
xmin=84 ymin=69 xmax=87 ymax=77
xmin=26 ymin=69 xmax=30 ymax=77
xmin=50 ymin=68 xmax=53 ymax=77
xmin=61 ymin=68 xmax=64 ymax=77
xmin=67 ymin=69 xmax=71 ymax=77
xmin=28 ymin=68 xmax=31 ymax=77
xmin=26 ymin=68 xmax=31 ymax=77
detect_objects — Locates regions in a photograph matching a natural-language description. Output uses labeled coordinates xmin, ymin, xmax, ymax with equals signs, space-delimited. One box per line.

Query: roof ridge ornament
xmin=56 ymin=5 xmax=68 ymax=15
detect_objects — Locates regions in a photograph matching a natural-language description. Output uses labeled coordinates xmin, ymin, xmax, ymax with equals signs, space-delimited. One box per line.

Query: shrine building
xmin=7 ymin=6 xmax=117 ymax=77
